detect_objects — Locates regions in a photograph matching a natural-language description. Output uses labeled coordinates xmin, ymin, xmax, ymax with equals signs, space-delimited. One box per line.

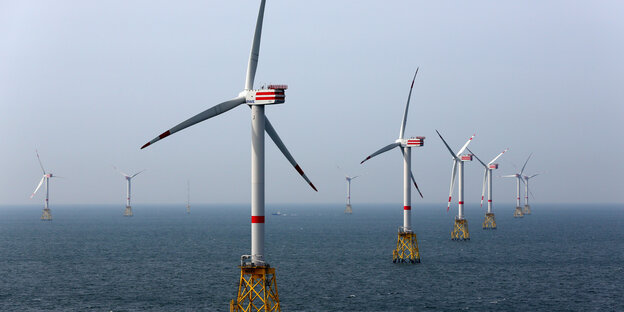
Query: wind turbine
xmin=140 ymin=1 xmax=316 ymax=310
xmin=360 ymin=68 xmax=424 ymax=264
xmin=30 ymin=150 xmax=58 ymax=221
xmin=503 ymin=153 xmax=532 ymax=218
xmin=467 ymin=147 xmax=508 ymax=229
xmin=522 ymin=173 xmax=539 ymax=215
xmin=436 ymin=130 xmax=475 ymax=240
xmin=344 ymin=175 xmax=358 ymax=214
xmin=114 ymin=167 xmax=145 ymax=217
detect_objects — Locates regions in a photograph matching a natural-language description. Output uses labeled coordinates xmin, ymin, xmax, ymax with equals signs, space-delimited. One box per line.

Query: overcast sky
xmin=1 ymin=0 xmax=622 ymax=207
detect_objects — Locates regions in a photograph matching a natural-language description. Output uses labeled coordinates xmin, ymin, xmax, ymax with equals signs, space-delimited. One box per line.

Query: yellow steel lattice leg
xmin=393 ymin=231 xmax=420 ymax=263
xmin=523 ymin=205 xmax=531 ymax=215
xmin=124 ymin=206 xmax=133 ymax=217
xmin=513 ymin=207 xmax=524 ymax=218
xmin=231 ymin=266 xmax=280 ymax=312
xmin=482 ymin=213 xmax=496 ymax=230
xmin=451 ymin=219 xmax=470 ymax=240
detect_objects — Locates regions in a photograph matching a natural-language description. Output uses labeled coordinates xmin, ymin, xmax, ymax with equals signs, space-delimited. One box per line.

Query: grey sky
xmin=1 ymin=0 xmax=622 ymax=206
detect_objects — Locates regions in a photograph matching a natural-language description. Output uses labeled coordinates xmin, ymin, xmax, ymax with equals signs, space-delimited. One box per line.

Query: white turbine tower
xmin=436 ymin=130 xmax=475 ymax=240
xmin=30 ymin=150 xmax=59 ymax=221
xmin=467 ymin=147 xmax=508 ymax=229
xmin=344 ymin=175 xmax=358 ymax=214
xmin=140 ymin=1 xmax=316 ymax=309
xmin=361 ymin=68 xmax=424 ymax=264
xmin=114 ymin=167 xmax=145 ymax=217
xmin=503 ymin=153 xmax=532 ymax=218
xmin=522 ymin=173 xmax=539 ymax=215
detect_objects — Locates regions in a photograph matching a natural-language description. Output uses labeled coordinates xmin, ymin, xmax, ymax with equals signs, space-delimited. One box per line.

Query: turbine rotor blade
xmin=467 ymin=148 xmax=486 ymax=167
xmin=265 ymin=117 xmax=317 ymax=192
xmin=502 ymin=174 xmax=517 ymax=178
xmin=35 ymin=150 xmax=46 ymax=174
xmin=131 ymin=170 xmax=146 ymax=178
xmin=528 ymin=173 xmax=539 ymax=179
xmin=399 ymin=68 xmax=419 ymax=139
xmin=245 ymin=0 xmax=266 ymax=90
xmin=488 ymin=148 xmax=509 ymax=165
xmin=399 ymin=147 xmax=423 ymax=198
xmin=456 ymin=133 xmax=475 ymax=156
xmin=113 ymin=166 xmax=130 ymax=177
xmin=520 ymin=153 xmax=533 ymax=175
xmin=31 ymin=176 xmax=45 ymax=198
xmin=435 ymin=130 xmax=459 ymax=160
xmin=141 ymin=97 xmax=245 ymax=149
xmin=360 ymin=142 xmax=400 ymax=164
xmin=447 ymin=159 xmax=458 ymax=211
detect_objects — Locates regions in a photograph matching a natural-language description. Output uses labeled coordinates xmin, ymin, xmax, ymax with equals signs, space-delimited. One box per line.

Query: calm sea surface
xmin=0 ymin=203 xmax=622 ymax=311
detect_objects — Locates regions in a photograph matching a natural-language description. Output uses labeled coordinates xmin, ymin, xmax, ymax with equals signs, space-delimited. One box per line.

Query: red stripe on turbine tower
xmin=251 ymin=216 xmax=265 ymax=223
xmin=404 ymin=206 xmax=411 ymax=210
xmin=488 ymin=200 xmax=492 ymax=202
xmin=458 ymin=201 xmax=464 ymax=205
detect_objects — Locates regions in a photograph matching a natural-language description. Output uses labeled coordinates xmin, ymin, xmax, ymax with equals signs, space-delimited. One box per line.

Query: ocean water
xmin=0 ymin=203 xmax=622 ymax=311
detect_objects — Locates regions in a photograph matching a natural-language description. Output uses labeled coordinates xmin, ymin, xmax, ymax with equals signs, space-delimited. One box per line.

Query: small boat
xmin=272 ymin=211 xmax=282 ymax=216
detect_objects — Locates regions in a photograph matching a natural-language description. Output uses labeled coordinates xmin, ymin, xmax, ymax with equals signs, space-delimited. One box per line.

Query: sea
xmin=0 ymin=203 xmax=622 ymax=311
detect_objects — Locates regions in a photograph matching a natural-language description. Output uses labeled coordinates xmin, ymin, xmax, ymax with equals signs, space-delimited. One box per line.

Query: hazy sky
xmin=1 ymin=0 xmax=622 ymax=207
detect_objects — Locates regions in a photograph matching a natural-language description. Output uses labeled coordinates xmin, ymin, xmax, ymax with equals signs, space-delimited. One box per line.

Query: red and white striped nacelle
xmin=245 ymin=85 xmax=287 ymax=105
xmin=489 ymin=163 xmax=499 ymax=169
xmin=399 ymin=136 xmax=425 ymax=147
xmin=460 ymin=154 xmax=473 ymax=161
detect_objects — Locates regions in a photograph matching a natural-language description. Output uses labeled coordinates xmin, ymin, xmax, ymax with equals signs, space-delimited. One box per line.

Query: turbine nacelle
xmin=244 ymin=85 xmax=287 ymax=105
xmin=460 ymin=154 xmax=473 ymax=162
xmin=488 ymin=163 xmax=499 ymax=170
xmin=396 ymin=136 xmax=425 ymax=147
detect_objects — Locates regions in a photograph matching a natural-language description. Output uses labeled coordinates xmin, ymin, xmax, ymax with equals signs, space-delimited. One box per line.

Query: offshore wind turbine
xmin=140 ymin=0 xmax=316 ymax=309
xmin=30 ymin=150 xmax=58 ymax=221
xmin=467 ymin=147 xmax=508 ymax=229
xmin=114 ymin=167 xmax=145 ymax=217
xmin=344 ymin=175 xmax=358 ymax=214
xmin=361 ymin=68 xmax=425 ymax=264
xmin=436 ymin=130 xmax=475 ymax=240
xmin=522 ymin=173 xmax=539 ymax=215
xmin=503 ymin=153 xmax=532 ymax=218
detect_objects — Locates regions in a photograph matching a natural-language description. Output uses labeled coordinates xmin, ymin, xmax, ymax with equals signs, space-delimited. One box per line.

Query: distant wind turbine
xmin=30 ymin=150 xmax=60 ymax=221
xmin=467 ymin=147 xmax=508 ymax=229
xmin=114 ymin=167 xmax=145 ymax=217
xmin=522 ymin=173 xmax=539 ymax=215
xmin=503 ymin=153 xmax=532 ymax=218
xmin=344 ymin=175 xmax=358 ymax=214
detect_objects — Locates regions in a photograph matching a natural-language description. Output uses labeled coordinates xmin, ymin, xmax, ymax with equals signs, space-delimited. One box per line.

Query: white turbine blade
xmin=520 ymin=153 xmax=533 ymax=175
xmin=141 ymin=97 xmax=245 ymax=149
xmin=398 ymin=68 xmax=419 ymax=139
xmin=480 ymin=169 xmax=487 ymax=207
xmin=467 ymin=148 xmax=486 ymax=168
xmin=244 ymin=0 xmax=266 ymax=90
xmin=456 ymin=133 xmax=475 ymax=156
xmin=447 ymin=159 xmax=458 ymax=211
xmin=501 ymin=174 xmax=517 ymax=178
xmin=131 ymin=170 xmax=146 ymax=178
xmin=435 ymin=130 xmax=459 ymax=160
xmin=528 ymin=173 xmax=539 ymax=179
xmin=488 ymin=148 xmax=509 ymax=165
xmin=30 ymin=176 xmax=45 ymax=198
xmin=113 ymin=166 xmax=130 ymax=177
xmin=360 ymin=142 xmax=400 ymax=164
xmin=352 ymin=176 xmax=359 ymax=180
xmin=35 ymin=150 xmax=46 ymax=174
xmin=265 ymin=117 xmax=317 ymax=192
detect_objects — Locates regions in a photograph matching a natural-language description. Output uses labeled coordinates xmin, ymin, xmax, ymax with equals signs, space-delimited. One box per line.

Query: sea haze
xmin=0 ymin=203 xmax=622 ymax=311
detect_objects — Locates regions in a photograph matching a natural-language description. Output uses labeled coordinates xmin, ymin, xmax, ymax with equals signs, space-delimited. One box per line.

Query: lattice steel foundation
xmin=482 ymin=213 xmax=496 ymax=229
xmin=344 ymin=204 xmax=352 ymax=214
xmin=451 ymin=218 xmax=470 ymax=240
xmin=393 ymin=230 xmax=420 ymax=263
xmin=523 ymin=205 xmax=531 ymax=215
xmin=513 ymin=207 xmax=523 ymax=218
xmin=41 ymin=208 xmax=52 ymax=221
xmin=124 ymin=206 xmax=133 ymax=217
xmin=231 ymin=265 xmax=280 ymax=312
